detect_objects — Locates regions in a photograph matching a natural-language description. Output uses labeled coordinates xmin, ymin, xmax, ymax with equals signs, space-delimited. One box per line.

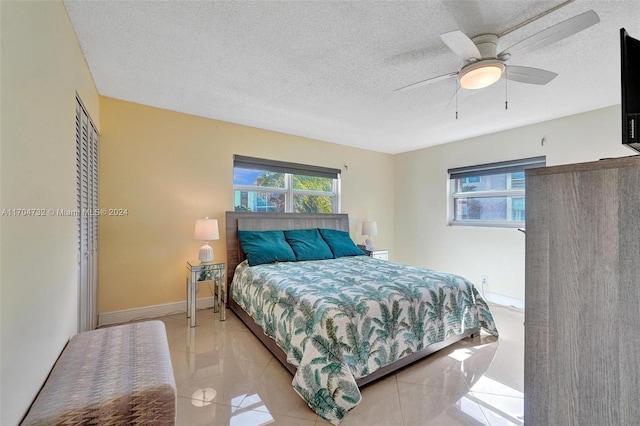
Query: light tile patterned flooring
xmin=158 ymin=303 xmax=523 ymax=425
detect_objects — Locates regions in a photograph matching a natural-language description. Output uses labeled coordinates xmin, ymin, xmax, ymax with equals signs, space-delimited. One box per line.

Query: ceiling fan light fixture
xmin=459 ymin=61 xmax=505 ymax=90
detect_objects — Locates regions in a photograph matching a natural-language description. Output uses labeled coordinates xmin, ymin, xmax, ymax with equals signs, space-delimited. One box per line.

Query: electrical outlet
xmin=481 ymin=275 xmax=488 ymax=287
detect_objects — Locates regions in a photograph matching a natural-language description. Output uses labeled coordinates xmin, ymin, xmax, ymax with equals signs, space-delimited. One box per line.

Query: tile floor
xmin=158 ymin=303 xmax=523 ymax=425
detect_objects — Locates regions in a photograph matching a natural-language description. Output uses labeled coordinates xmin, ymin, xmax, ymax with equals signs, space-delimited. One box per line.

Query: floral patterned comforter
xmin=230 ymin=256 xmax=498 ymax=424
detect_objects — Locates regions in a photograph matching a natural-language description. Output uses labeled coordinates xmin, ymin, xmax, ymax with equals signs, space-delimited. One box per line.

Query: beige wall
xmin=0 ymin=1 xmax=100 ymax=423
xmin=98 ymin=97 xmax=394 ymax=314
xmin=394 ymin=106 xmax=631 ymax=303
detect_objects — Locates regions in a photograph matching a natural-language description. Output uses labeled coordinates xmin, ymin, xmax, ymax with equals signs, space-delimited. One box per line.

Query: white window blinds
xmin=76 ymin=96 xmax=99 ymax=332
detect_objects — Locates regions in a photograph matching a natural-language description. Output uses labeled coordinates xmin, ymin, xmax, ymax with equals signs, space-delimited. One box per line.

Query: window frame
xmin=233 ymin=155 xmax=341 ymax=214
xmin=447 ymin=156 xmax=545 ymax=228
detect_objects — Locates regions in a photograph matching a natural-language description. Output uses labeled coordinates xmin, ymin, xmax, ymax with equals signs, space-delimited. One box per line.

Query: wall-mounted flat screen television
xmin=621 ymin=28 xmax=640 ymax=152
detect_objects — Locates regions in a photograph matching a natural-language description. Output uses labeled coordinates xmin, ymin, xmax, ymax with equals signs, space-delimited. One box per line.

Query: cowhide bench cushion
xmin=21 ymin=320 xmax=177 ymax=425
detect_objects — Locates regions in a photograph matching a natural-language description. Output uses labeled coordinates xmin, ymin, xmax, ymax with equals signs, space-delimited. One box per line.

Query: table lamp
xmin=194 ymin=217 xmax=219 ymax=263
xmin=362 ymin=221 xmax=377 ymax=250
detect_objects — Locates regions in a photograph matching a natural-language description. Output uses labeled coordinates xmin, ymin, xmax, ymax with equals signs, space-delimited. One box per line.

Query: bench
xmin=21 ymin=320 xmax=177 ymax=425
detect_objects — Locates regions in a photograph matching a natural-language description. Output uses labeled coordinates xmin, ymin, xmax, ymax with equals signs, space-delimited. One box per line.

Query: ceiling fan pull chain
xmin=505 ymin=69 xmax=509 ymax=110
xmin=456 ymin=81 xmax=459 ymax=119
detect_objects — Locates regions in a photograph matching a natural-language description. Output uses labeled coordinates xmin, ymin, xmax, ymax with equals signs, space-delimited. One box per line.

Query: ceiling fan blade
xmin=498 ymin=10 xmax=599 ymax=60
xmin=440 ymin=31 xmax=481 ymax=60
xmin=394 ymin=71 xmax=458 ymax=92
xmin=505 ymin=65 xmax=558 ymax=85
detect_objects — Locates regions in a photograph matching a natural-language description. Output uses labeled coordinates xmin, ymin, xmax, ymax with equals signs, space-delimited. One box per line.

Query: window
xmin=448 ymin=156 xmax=545 ymax=227
xmin=233 ymin=155 xmax=341 ymax=213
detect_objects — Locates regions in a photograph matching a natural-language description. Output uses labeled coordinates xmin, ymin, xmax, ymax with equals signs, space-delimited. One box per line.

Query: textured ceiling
xmin=63 ymin=1 xmax=639 ymax=154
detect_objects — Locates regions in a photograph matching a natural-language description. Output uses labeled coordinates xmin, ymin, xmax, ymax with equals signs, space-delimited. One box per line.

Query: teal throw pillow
xmin=318 ymin=228 xmax=366 ymax=258
xmin=238 ymin=230 xmax=296 ymax=266
xmin=284 ymin=229 xmax=334 ymax=261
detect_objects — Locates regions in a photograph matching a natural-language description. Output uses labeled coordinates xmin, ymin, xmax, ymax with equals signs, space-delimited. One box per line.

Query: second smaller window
xmin=448 ymin=156 xmax=545 ymax=227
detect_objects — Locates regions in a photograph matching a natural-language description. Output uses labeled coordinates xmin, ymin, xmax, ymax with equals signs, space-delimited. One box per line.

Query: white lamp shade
xmin=194 ymin=218 xmax=219 ymax=241
xmin=362 ymin=221 xmax=378 ymax=236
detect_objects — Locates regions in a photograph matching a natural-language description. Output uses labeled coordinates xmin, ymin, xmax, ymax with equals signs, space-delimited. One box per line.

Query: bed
xmin=225 ymin=212 xmax=498 ymax=424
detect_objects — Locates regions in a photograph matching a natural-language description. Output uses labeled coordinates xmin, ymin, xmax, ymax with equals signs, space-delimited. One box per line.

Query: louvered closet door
xmin=76 ymin=96 xmax=98 ymax=332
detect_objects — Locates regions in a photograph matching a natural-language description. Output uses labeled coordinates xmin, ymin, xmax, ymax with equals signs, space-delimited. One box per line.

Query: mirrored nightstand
xmin=186 ymin=261 xmax=226 ymax=327
xmin=357 ymin=245 xmax=389 ymax=260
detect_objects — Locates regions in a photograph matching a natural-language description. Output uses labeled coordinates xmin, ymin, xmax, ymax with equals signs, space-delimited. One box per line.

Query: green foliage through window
xmin=234 ymin=166 xmax=339 ymax=213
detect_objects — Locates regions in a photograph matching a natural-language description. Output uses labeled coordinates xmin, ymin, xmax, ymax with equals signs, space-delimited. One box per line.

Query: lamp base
xmin=199 ymin=242 xmax=214 ymax=263
xmin=365 ymin=238 xmax=374 ymax=251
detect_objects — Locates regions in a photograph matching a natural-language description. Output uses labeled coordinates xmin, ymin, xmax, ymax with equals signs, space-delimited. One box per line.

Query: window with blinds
xmin=233 ymin=155 xmax=341 ymax=213
xmin=76 ymin=96 xmax=98 ymax=332
xmin=448 ymin=156 xmax=546 ymax=227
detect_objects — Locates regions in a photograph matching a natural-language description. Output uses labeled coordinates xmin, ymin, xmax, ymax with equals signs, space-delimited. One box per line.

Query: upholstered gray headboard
xmin=224 ymin=211 xmax=349 ymax=289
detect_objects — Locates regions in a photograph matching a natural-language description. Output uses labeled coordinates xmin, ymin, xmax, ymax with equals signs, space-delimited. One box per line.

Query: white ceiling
xmin=63 ymin=0 xmax=639 ymax=154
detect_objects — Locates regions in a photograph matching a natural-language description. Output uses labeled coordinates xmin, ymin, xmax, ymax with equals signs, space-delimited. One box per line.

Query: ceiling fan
xmin=395 ymin=8 xmax=600 ymax=92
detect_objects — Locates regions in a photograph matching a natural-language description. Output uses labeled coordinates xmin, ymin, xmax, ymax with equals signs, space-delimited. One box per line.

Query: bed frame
xmin=224 ymin=211 xmax=478 ymax=387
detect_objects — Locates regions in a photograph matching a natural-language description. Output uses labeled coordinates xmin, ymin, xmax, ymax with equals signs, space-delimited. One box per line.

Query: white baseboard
xmin=98 ymin=296 xmax=215 ymax=327
xmin=483 ymin=291 xmax=524 ymax=310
